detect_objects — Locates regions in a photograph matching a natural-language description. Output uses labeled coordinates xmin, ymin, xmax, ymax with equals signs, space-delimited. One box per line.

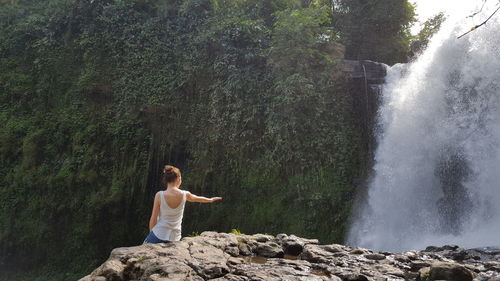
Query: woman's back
xmin=153 ymin=189 xmax=186 ymax=241
xmin=163 ymin=188 xmax=184 ymax=209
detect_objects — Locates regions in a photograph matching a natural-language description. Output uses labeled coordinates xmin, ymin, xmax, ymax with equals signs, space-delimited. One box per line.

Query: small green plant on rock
xmin=231 ymin=229 xmax=242 ymax=235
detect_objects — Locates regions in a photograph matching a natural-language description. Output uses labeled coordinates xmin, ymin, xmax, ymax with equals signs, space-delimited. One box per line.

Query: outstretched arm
xmin=186 ymin=191 xmax=222 ymax=203
xmin=149 ymin=192 xmax=160 ymax=231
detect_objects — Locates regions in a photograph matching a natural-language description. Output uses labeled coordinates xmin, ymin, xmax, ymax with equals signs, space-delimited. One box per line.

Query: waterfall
xmin=347 ymin=8 xmax=500 ymax=252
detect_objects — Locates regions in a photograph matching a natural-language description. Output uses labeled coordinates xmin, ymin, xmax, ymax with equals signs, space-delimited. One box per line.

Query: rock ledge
xmin=79 ymin=232 xmax=500 ymax=281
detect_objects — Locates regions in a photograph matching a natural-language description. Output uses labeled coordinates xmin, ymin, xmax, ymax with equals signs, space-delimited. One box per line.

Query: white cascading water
xmin=348 ymin=4 xmax=500 ymax=252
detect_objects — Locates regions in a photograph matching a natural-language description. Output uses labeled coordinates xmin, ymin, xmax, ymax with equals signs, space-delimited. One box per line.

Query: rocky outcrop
xmin=79 ymin=232 xmax=500 ymax=281
xmin=337 ymin=60 xmax=387 ymax=84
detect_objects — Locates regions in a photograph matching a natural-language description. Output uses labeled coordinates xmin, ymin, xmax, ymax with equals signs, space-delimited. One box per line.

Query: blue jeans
xmin=143 ymin=231 xmax=170 ymax=244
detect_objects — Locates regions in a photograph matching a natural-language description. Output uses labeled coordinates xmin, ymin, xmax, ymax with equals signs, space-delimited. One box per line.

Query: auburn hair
xmin=162 ymin=165 xmax=181 ymax=186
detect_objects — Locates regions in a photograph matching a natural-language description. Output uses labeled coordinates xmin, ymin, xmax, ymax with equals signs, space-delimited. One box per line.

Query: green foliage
xmin=270 ymin=5 xmax=338 ymax=74
xmin=187 ymin=231 xmax=200 ymax=237
xmin=230 ymin=228 xmax=242 ymax=235
xmin=408 ymin=12 xmax=446 ymax=57
xmin=0 ymin=0 xmax=413 ymax=279
xmin=416 ymin=12 xmax=446 ymax=42
xmin=333 ymin=0 xmax=416 ymax=64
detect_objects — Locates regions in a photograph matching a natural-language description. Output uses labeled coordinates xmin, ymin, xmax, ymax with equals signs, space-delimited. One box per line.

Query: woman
xmin=144 ymin=165 xmax=222 ymax=243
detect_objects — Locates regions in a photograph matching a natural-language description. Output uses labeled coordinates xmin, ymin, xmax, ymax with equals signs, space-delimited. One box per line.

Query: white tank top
xmin=152 ymin=190 xmax=186 ymax=241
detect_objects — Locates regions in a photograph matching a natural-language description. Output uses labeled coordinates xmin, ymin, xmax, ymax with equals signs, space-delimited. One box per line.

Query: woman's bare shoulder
xmin=165 ymin=188 xmax=184 ymax=197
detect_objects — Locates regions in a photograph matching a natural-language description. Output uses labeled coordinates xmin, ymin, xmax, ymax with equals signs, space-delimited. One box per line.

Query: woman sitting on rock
xmin=144 ymin=165 xmax=222 ymax=243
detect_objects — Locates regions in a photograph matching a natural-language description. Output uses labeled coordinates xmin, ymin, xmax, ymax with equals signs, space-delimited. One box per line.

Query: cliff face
xmin=0 ymin=0 xmax=391 ymax=272
xmin=79 ymin=232 xmax=499 ymax=281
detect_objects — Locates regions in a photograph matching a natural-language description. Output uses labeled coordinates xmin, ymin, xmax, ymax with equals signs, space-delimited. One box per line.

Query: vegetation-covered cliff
xmin=0 ymin=0 xmax=415 ymax=279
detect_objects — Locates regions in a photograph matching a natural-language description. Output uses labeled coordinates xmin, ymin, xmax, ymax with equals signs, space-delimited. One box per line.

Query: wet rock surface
xmin=80 ymin=232 xmax=500 ymax=281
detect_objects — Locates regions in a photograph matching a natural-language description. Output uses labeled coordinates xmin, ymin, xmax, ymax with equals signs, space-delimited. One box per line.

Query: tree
xmin=409 ymin=12 xmax=446 ymax=56
xmin=417 ymin=12 xmax=446 ymax=42
xmin=332 ymin=0 xmax=416 ymax=65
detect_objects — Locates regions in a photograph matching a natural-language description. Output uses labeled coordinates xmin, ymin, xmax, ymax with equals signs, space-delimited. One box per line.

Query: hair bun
xmin=162 ymin=165 xmax=181 ymax=185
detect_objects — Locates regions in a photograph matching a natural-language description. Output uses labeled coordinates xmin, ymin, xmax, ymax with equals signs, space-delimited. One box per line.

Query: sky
xmin=411 ymin=0 xmax=498 ymax=34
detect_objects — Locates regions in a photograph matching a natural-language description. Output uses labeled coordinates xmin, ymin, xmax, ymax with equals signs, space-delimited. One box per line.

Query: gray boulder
xmin=428 ymin=262 xmax=474 ymax=281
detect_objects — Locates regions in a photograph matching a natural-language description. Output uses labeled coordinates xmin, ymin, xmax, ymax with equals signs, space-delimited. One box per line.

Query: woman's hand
xmin=210 ymin=197 xmax=223 ymax=203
